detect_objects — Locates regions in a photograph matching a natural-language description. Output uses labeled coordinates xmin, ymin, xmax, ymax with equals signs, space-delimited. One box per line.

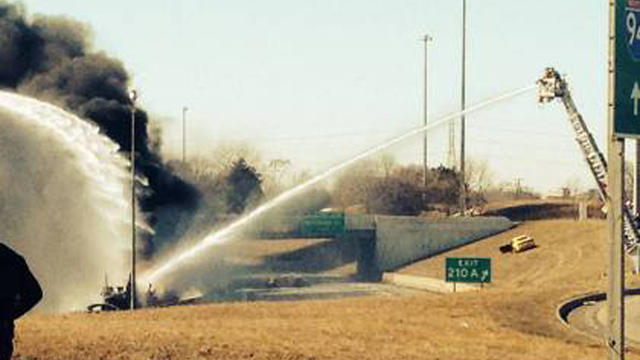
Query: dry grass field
xmin=13 ymin=219 xmax=640 ymax=360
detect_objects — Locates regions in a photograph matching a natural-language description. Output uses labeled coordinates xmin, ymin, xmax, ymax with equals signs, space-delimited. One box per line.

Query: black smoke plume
xmin=0 ymin=2 xmax=199 ymax=256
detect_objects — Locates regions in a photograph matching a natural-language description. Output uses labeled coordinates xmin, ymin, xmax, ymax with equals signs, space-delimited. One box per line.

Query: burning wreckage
xmin=87 ymin=277 xmax=201 ymax=312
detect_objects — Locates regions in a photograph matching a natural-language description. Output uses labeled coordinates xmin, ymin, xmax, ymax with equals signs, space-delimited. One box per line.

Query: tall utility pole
xmin=607 ymin=0 xmax=625 ymax=358
xmin=459 ymin=0 xmax=467 ymax=213
xmin=129 ymin=89 xmax=138 ymax=311
xmin=182 ymin=106 xmax=188 ymax=163
xmin=423 ymin=34 xmax=433 ymax=187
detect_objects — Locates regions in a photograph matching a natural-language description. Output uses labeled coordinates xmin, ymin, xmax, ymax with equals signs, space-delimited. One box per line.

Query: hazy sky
xmin=22 ymin=0 xmax=610 ymax=193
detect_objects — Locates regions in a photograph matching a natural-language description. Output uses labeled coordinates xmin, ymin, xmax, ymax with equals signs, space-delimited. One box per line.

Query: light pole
xmin=423 ymin=34 xmax=433 ymax=187
xmin=182 ymin=106 xmax=188 ymax=163
xmin=460 ymin=0 xmax=467 ymax=214
xmin=129 ymin=89 xmax=138 ymax=311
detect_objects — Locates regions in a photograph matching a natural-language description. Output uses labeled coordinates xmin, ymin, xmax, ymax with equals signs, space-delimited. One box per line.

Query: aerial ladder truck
xmin=537 ymin=67 xmax=640 ymax=259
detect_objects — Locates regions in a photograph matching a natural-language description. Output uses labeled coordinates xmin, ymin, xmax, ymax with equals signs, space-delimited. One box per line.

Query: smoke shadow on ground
xmin=149 ymin=236 xmax=359 ymax=302
xmin=255 ymin=238 xmax=356 ymax=273
xmin=484 ymin=202 xmax=605 ymax=221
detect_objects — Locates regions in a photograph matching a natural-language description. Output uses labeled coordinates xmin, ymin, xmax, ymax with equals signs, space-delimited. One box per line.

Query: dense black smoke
xmin=0 ymin=2 xmax=199 ymax=255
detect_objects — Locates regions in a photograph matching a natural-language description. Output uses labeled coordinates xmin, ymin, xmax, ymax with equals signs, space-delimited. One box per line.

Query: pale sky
xmin=22 ymin=0 xmax=611 ymax=193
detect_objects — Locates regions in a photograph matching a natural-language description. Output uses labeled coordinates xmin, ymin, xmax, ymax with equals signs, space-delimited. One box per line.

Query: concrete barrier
xmin=347 ymin=215 xmax=515 ymax=280
xmin=381 ymin=272 xmax=479 ymax=293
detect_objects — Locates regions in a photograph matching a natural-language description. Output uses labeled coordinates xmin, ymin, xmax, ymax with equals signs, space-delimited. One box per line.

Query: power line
xmin=467 ymin=124 xmax=574 ymax=138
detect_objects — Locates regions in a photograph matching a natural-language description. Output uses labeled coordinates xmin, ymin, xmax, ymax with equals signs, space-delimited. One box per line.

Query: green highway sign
xmin=299 ymin=212 xmax=345 ymax=237
xmin=445 ymin=257 xmax=491 ymax=283
xmin=615 ymin=0 xmax=640 ymax=137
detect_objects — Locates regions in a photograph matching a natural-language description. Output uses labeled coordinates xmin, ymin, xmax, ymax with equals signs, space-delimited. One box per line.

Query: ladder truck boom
xmin=536 ymin=67 xmax=640 ymax=254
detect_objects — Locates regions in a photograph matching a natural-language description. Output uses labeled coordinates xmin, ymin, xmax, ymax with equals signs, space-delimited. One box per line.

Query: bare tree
xmin=290 ymin=169 xmax=312 ymax=186
xmin=375 ymin=152 xmax=396 ymax=179
xmin=262 ymin=158 xmax=292 ymax=197
xmin=565 ymin=175 xmax=582 ymax=198
xmin=177 ymin=141 xmax=263 ymax=182
xmin=391 ymin=165 xmax=423 ymax=187
xmin=331 ymin=159 xmax=380 ymax=209
xmin=465 ymin=158 xmax=493 ymax=192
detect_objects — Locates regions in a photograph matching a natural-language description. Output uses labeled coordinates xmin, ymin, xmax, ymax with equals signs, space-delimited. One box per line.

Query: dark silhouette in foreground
xmin=0 ymin=243 xmax=42 ymax=360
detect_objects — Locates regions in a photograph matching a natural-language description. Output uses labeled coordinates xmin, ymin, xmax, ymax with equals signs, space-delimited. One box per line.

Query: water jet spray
xmin=0 ymin=90 xmax=136 ymax=311
xmin=142 ymin=84 xmax=536 ymax=286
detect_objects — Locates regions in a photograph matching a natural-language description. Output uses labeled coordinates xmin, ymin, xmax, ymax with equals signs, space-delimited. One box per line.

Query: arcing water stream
xmin=143 ymin=84 xmax=537 ymax=286
xmin=0 ymin=91 xmax=132 ymax=311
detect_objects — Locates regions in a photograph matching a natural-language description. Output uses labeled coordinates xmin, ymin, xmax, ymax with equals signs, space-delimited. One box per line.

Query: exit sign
xmin=445 ymin=257 xmax=491 ymax=283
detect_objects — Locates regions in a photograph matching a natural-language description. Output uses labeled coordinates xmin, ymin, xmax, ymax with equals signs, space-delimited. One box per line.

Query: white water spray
xmin=0 ymin=91 xmax=133 ymax=311
xmin=144 ymin=84 xmax=536 ymax=284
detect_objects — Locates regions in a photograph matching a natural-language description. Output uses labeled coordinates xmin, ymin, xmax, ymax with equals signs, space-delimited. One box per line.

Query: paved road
xmin=568 ymin=295 xmax=640 ymax=346
xmin=200 ymin=273 xmax=427 ymax=303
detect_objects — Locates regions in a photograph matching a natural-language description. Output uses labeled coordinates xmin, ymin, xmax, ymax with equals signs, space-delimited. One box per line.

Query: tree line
xmin=169 ymin=143 xmax=506 ymax=221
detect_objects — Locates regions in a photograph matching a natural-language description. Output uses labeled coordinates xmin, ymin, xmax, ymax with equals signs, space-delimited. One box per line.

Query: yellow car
xmin=511 ymin=235 xmax=536 ymax=253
